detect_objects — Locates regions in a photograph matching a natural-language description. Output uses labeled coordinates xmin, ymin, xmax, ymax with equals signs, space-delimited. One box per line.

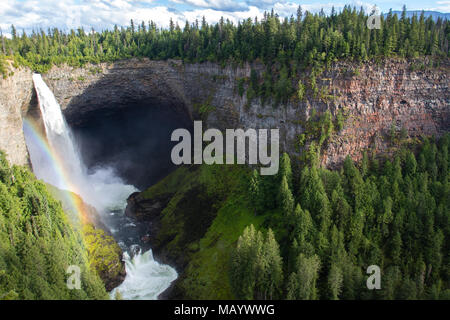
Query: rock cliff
xmin=1 ymin=57 xmax=448 ymax=170
xmin=320 ymin=60 xmax=449 ymax=167
xmin=0 ymin=62 xmax=34 ymax=166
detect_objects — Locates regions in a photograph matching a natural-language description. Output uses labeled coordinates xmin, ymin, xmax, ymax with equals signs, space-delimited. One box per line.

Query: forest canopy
xmin=0 ymin=5 xmax=448 ymax=75
xmin=231 ymin=134 xmax=450 ymax=300
xmin=0 ymin=151 xmax=109 ymax=300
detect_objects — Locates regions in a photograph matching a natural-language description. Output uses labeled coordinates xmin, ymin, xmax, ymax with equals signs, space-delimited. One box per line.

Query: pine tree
xmin=278 ymin=175 xmax=294 ymax=215
xmin=328 ymin=263 xmax=343 ymax=300
xmin=278 ymin=152 xmax=293 ymax=189
xmin=405 ymin=151 xmax=417 ymax=176
xmin=288 ymin=253 xmax=321 ymax=300
xmin=231 ymin=225 xmax=283 ymax=300
xmin=249 ymin=169 xmax=262 ymax=214
xmin=262 ymin=229 xmax=283 ymax=299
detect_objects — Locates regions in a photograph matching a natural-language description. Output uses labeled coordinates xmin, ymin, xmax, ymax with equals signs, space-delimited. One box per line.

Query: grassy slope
xmin=140 ymin=164 xmax=266 ymax=299
xmin=182 ymin=193 xmax=266 ymax=299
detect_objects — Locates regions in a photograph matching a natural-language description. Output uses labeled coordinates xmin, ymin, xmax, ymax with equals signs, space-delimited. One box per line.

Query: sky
xmin=1 ymin=0 xmax=449 ymax=37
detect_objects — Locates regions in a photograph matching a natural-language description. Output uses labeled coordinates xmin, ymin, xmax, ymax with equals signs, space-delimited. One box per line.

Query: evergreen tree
xmin=278 ymin=175 xmax=294 ymax=215
xmin=287 ymin=253 xmax=321 ymax=300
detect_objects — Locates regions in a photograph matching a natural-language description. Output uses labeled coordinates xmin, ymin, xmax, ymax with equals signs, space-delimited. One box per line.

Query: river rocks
xmin=103 ymin=263 xmax=127 ymax=292
xmin=125 ymin=191 xmax=174 ymax=259
xmin=125 ymin=191 xmax=172 ymax=222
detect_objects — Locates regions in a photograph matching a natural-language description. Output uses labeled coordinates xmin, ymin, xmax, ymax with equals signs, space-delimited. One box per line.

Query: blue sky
xmin=1 ymin=0 xmax=449 ymax=37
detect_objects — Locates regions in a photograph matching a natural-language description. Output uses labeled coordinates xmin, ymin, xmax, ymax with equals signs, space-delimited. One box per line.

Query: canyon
xmin=0 ymin=58 xmax=448 ymax=299
xmin=0 ymin=58 xmax=448 ymax=171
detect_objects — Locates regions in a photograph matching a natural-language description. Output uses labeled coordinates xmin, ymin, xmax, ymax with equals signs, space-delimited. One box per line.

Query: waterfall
xmin=110 ymin=250 xmax=178 ymax=300
xmin=31 ymin=73 xmax=136 ymax=211
xmin=25 ymin=74 xmax=177 ymax=300
xmin=28 ymin=74 xmax=83 ymax=193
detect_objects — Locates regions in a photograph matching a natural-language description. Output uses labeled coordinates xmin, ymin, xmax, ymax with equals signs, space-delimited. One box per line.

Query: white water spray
xmin=31 ymin=73 xmax=136 ymax=211
xmin=111 ymin=250 xmax=178 ymax=300
xmin=25 ymin=74 xmax=177 ymax=299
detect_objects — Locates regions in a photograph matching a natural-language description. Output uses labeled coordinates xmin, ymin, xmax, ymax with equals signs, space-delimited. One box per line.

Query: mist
xmin=71 ymin=103 xmax=192 ymax=191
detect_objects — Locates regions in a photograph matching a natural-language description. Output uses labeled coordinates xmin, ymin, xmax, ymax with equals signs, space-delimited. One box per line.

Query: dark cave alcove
xmin=70 ymin=102 xmax=192 ymax=191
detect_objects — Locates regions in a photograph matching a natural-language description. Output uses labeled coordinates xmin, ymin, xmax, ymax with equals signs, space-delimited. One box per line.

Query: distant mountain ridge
xmin=383 ymin=10 xmax=449 ymax=20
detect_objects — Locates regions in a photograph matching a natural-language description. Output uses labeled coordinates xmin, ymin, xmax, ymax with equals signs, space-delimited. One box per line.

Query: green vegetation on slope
xmin=231 ymin=135 xmax=450 ymax=300
xmin=83 ymin=224 xmax=124 ymax=291
xmin=139 ymin=164 xmax=266 ymax=299
xmin=142 ymin=134 xmax=449 ymax=300
xmin=0 ymin=151 xmax=109 ymax=299
xmin=45 ymin=184 xmax=125 ymax=291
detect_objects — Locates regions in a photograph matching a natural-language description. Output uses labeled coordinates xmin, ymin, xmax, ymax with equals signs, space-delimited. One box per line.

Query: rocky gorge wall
xmin=179 ymin=58 xmax=449 ymax=167
xmin=321 ymin=60 xmax=449 ymax=167
xmin=0 ymin=63 xmax=34 ymax=166
xmin=0 ymin=58 xmax=448 ymax=170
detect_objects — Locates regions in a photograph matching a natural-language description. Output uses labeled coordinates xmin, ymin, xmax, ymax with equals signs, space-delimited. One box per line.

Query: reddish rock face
xmin=1 ymin=58 xmax=448 ymax=170
xmin=179 ymin=59 xmax=448 ymax=169
xmin=320 ymin=59 xmax=449 ymax=168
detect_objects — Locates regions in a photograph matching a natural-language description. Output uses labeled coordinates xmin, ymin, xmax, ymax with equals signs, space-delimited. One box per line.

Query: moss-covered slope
xmin=46 ymin=185 xmax=126 ymax=291
xmin=128 ymin=164 xmax=266 ymax=299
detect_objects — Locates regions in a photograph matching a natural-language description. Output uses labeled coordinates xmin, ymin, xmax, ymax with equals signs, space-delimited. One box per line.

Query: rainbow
xmin=22 ymin=118 xmax=90 ymax=225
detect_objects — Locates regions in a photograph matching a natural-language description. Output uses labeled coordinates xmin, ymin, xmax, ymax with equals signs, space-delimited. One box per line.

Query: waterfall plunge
xmin=31 ymin=73 xmax=136 ymax=211
xmin=26 ymin=74 xmax=177 ymax=299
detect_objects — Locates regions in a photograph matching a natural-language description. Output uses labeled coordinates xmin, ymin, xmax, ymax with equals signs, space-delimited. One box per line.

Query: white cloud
xmin=170 ymin=0 xmax=248 ymax=11
xmin=1 ymin=0 xmax=146 ymax=34
xmin=1 ymin=0 xmax=441 ymax=39
xmin=0 ymin=0 xmax=262 ymax=34
xmin=182 ymin=6 xmax=264 ymax=24
xmin=126 ymin=6 xmax=183 ymax=27
xmin=246 ymin=0 xmax=286 ymax=9
xmin=429 ymin=0 xmax=450 ymax=12
xmin=271 ymin=2 xmax=299 ymax=16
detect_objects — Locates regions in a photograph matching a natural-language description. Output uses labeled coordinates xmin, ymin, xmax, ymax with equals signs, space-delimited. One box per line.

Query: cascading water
xmin=110 ymin=249 xmax=178 ymax=300
xmin=24 ymin=73 xmax=177 ymax=299
xmin=30 ymin=74 xmax=135 ymax=211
